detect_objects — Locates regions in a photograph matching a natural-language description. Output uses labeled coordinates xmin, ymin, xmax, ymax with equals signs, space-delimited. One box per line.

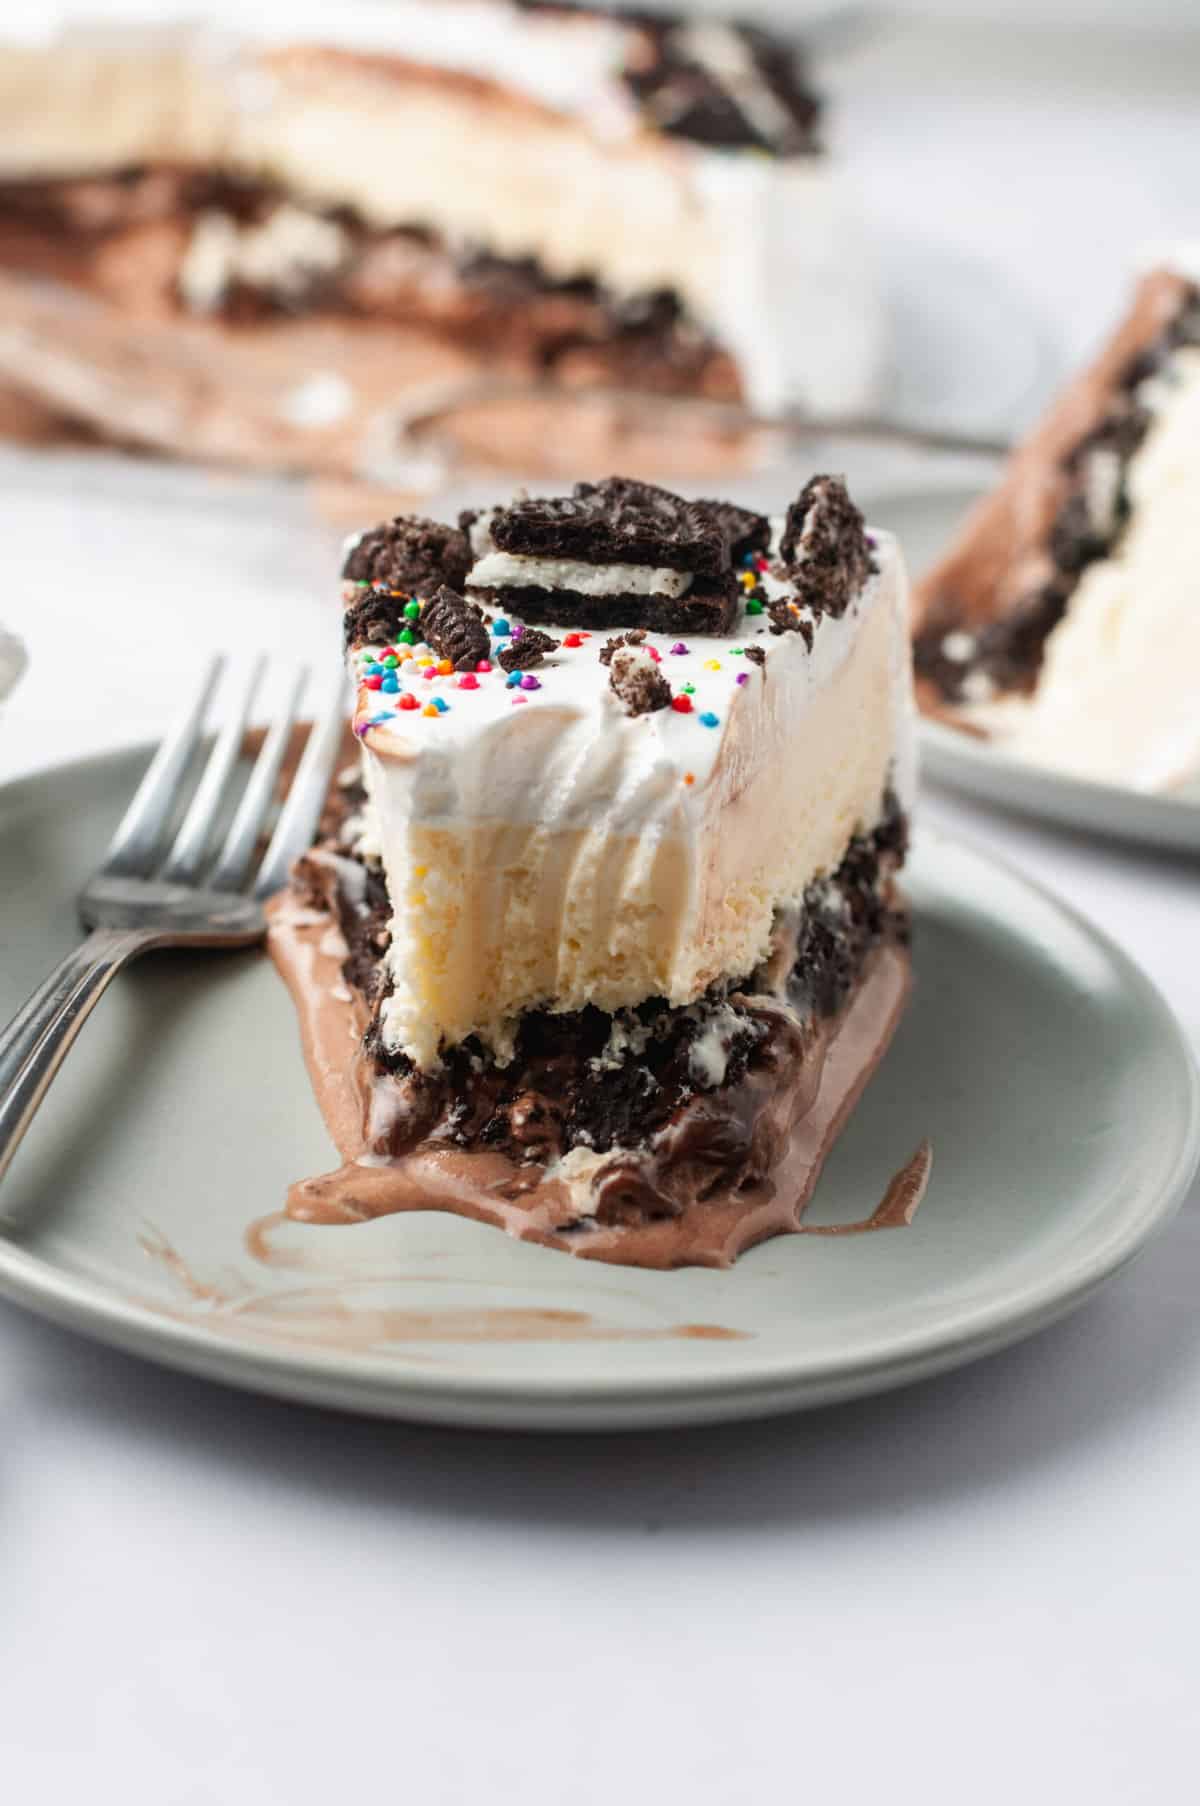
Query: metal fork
xmin=0 ymin=654 xmax=347 ymax=1186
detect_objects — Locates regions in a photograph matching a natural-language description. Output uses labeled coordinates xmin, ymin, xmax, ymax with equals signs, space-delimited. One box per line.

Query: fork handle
xmin=0 ymin=928 xmax=151 ymax=1188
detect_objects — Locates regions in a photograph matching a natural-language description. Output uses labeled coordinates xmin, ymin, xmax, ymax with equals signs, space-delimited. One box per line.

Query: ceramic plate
xmin=869 ymin=485 xmax=1200 ymax=857
xmin=0 ymin=747 xmax=1196 ymax=1430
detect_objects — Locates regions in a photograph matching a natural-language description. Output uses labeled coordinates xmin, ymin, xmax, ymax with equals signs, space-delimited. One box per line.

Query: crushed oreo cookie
xmin=608 ymin=643 xmax=672 ymax=715
xmin=419 ymin=585 xmax=491 ymax=672
xmin=488 ymin=476 xmax=761 ymax=575
xmin=615 ymin=13 xmax=822 ymax=155
xmin=742 ymin=643 xmax=767 ymax=667
xmin=496 ymin=627 xmax=560 ymax=673
xmin=778 ymin=476 xmax=872 ymax=621
xmin=465 ymin=477 xmax=768 ymax=635
xmin=598 ymin=629 xmax=647 ymax=665
xmin=342 ymin=514 xmax=472 ymax=596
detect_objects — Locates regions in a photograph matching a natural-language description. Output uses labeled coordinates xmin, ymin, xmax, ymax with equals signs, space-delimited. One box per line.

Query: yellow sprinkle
xmin=417 ymin=656 xmax=433 ymax=668
xmin=422 ymin=703 xmax=439 ymax=717
xmin=413 ymin=865 xmax=427 ymax=878
xmin=411 ymin=891 xmax=427 ymax=908
xmin=740 ymin=570 xmax=757 ymax=588
xmin=437 ymin=658 xmax=454 ymax=676
xmin=703 ymin=658 xmax=721 ymax=672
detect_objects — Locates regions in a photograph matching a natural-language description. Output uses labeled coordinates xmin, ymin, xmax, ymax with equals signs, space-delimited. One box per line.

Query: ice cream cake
xmin=269 ymin=474 xmax=915 ymax=1268
xmin=0 ymin=0 xmax=882 ymax=472
xmin=914 ymin=253 xmax=1200 ymax=794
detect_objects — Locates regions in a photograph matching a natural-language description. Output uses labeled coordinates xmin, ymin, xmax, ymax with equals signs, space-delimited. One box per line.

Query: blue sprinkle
xmin=505 ymin=670 xmax=522 ymax=687
xmin=365 ymin=661 xmax=384 ymax=676
xmin=432 ymin=696 xmax=450 ymax=713
xmin=699 ymin=711 xmax=720 ymax=728
xmin=367 ymin=712 xmax=394 ymax=726
xmin=381 ymin=674 xmax=400 ymax=693
xmin=492 ymin=618 xmax=512 ymax=636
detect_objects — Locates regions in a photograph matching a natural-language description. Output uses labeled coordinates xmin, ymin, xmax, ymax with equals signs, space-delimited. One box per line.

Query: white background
xmin=2 ymin=11 xmax=1200 ymax=1803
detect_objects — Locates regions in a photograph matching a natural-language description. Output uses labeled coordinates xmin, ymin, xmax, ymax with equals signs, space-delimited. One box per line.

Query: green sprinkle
xmin=381 ymin=653 xmax=399 ymax=669
xmin=403 ymin=599 xmax=421 ymax=621
xmin=355 ymin=579 xmax=370 ymax=589
xmin=745 ymin=598 xmax=764 ymax=616
xmin=730 ymin=647 xmax=744 ymax=656
xmin=398 ymin=628 xmax=417 ymax=645
xmin=683 ymin=683 xmax=695 ymax=694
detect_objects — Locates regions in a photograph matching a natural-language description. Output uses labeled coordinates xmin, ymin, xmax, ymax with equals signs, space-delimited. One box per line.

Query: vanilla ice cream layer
xmin=353 ymin=530 xmax=913 ymax=1070
xmin=0 ymin=3 xmax=882 ymax=417
xmin=969 ymin=348 xmax=1200 ymax=792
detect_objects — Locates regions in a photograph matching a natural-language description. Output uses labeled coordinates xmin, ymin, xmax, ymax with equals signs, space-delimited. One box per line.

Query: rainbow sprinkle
xmin=699 ymin=711 xmax=720 ymax=728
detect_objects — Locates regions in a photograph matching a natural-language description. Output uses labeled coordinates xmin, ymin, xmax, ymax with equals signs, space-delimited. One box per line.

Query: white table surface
xmin=2 ymin=18 xmax=1199 ymax=1803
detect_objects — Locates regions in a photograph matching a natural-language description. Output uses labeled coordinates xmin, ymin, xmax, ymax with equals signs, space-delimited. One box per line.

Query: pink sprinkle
xmin=511 ymin=693 xmax=528 ymax=705
xmin=670 ymin=642 xmax=689 ymax=656
xmin=520 ymin=673 xmax=541 ymax=691
xmin=476 ymin=659 xmax=492 ymax=673
xmin=754 ymin=555 xmax=769 ymax=572
xmin=422 ymin=666 xmax=436 ymax=680
xmin=647 ymin=646 xmax=662 ymax=662
xmin=458 ymin=673 xmax=479 ymax=690
xmin=363 ymin=674 xmax=383 ymax=691
xmin=512 ymin=623 xmax=525 ymax=639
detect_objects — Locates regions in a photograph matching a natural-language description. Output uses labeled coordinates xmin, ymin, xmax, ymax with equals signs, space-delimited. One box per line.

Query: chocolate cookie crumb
xmin=419 ymin=585 xmax=491 ymax=671
xmin=778 ymin=476 xmax=871 ymax=620
xmin=599 ymin=629 xmax=647 ymax=666
xmin=608 ymin=644 xmax=672 ymax=715
xmin=342 ymin=514 xmax=471 ymax=596
xmin=497 ymin=628 xmax=559 ymax=672
xmin=343 ymin=591 xmax=408 ymax=649
xmin=767 ymin=603 xmax=815 ymax=649
xmin=743 ymin=644 xmax=767 ymax=667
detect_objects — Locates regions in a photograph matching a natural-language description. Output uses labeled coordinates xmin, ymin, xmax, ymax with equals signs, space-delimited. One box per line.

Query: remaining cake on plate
xmin=268 ymin=473 xmax=915 ymax=1268
xmin=914 ymin=252 xmax=1200 ymax=794
xmin=0 ymin=0 xmax=881 ymax=473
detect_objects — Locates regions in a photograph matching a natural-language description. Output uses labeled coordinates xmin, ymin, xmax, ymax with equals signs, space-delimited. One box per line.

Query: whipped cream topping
xmin=349 ymin=521 xmax=914 ymax=1069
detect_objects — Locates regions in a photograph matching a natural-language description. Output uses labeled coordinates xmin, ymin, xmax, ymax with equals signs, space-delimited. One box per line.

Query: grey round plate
xmin=0 ymin=748 xmax=1196 ymax=1430
xmin=871 ymin=485 xmax=1200 ymax=856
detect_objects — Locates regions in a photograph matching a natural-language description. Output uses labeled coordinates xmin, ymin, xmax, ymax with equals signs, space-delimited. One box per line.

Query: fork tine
xmin=209 ymin=663 xmax=307 ymax=894
xmin=252 ymin=671 xmax=348 ymax=901
xmin=160 ymin=655 xmax=266 ymax=884
xmin=101 ymin=654 xmax=224 ymax=879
